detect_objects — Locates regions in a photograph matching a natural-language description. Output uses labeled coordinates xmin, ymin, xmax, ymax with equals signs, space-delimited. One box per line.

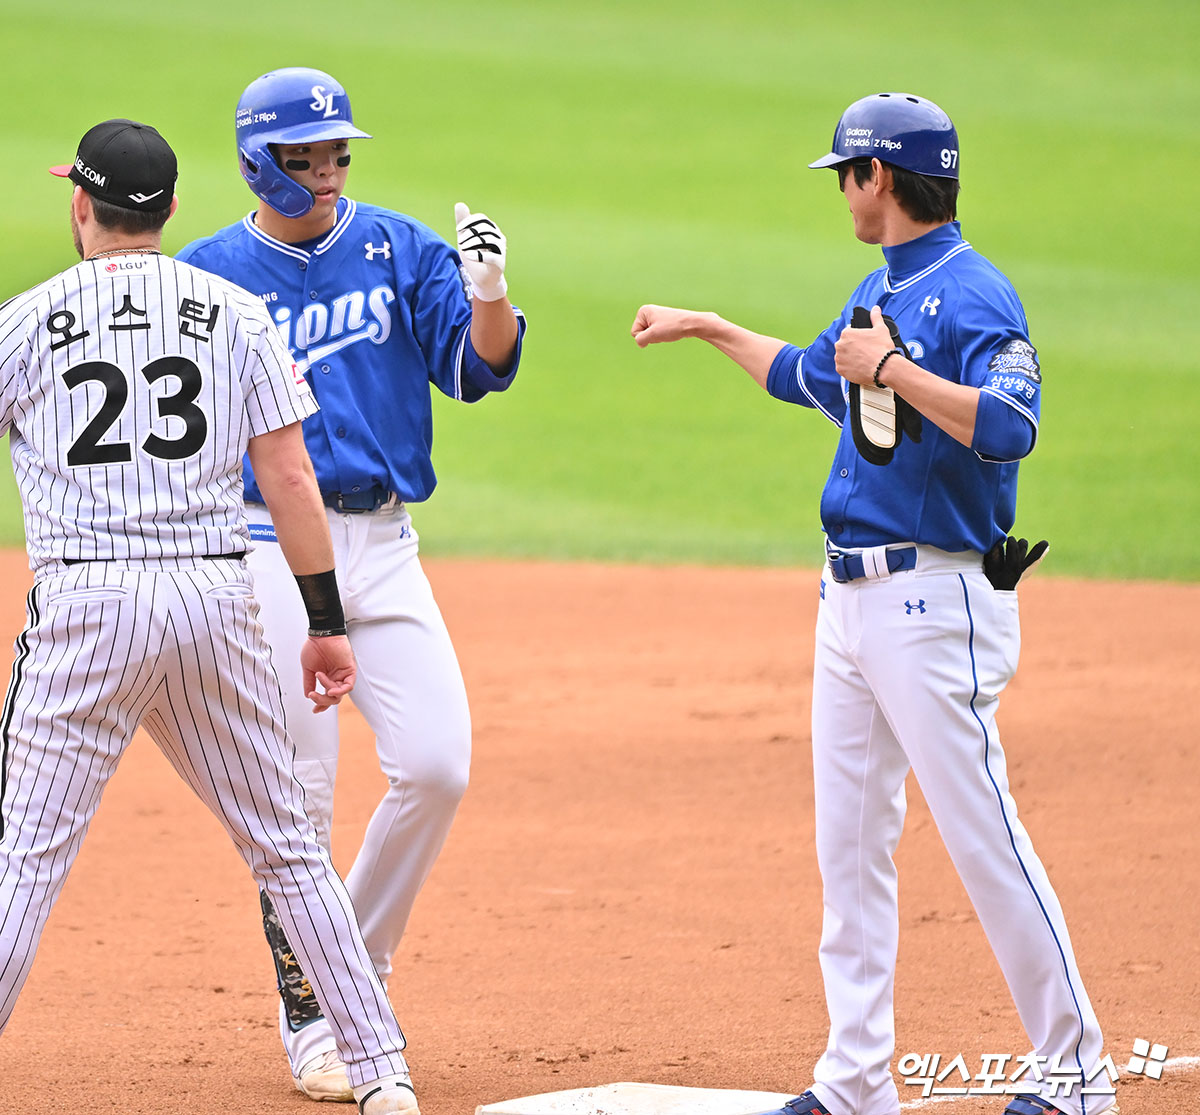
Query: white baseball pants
xmin=808 ymin=547 xmax=1113 ymax=1115
xmin=245 ymin=503 xmax=470 ymax=1074
xmin=0 ymin=558 xmax=409 ymax=1088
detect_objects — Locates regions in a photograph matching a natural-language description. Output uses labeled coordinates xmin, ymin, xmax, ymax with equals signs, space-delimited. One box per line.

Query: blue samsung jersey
xmin=766 ymin=222 xmax=1040 ymax=553
xmin=177 ymin=198 xmax=526 ymax=503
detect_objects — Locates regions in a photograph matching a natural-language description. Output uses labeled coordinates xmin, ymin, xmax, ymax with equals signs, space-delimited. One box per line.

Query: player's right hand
xmin=300 ymin=634 xmax=357 ymax=713
xmin=836 ymin=304 xmax=896 ymax=387
xmin=455 ymin=201 xmax=508 ymax=302
xmin=631 ymin=304 xmax=699 ymax=347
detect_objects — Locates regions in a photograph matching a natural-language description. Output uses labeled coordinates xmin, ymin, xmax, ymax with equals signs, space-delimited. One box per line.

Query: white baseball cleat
xmin=355 ymin=1075 xmax=420 ymax=1114
xmin=294 ymin=1049 xmax=355 ymax=1102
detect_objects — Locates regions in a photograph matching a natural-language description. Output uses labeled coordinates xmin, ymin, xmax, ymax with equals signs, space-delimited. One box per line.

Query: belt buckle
xmin=826 ymin=549 xmax=851 ymax=584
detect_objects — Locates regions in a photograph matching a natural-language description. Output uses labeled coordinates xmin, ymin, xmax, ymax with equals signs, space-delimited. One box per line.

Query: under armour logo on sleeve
xmin=364 ymin=242 xmax=391 ymax=260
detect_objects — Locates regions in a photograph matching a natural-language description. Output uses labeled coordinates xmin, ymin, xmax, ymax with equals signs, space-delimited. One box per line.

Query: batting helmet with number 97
xmin=808 ymin=92 xmax=959 ymax=179
xmin=235 ymin=67 xmax=373 ymax=218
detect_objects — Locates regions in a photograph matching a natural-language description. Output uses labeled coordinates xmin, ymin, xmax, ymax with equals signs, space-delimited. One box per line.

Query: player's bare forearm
xmin=875 ymin=357 xmax=978 ymax=447
xmin=247 ymin=423 xmax=337 ymax=575
xmin=630 ymin=305 xmax=785 ymax=389
xmin=469 ymin=296 xmax=520 ymax=371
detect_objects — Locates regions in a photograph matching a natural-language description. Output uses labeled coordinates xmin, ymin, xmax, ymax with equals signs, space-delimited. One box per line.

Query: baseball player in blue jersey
xmin=632 ymin=94 xmax=1116 ymax=1115
xmin=177 ymin=67 xmax=525 ymax=1102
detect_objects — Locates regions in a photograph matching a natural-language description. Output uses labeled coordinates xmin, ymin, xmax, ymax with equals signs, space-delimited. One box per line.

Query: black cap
xmin=50 ymin=119 xmax=177 ymax=212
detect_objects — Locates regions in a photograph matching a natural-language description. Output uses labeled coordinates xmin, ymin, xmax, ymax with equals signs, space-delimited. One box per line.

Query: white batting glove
xmin=454 ymin=201 xmax=508 ymax=302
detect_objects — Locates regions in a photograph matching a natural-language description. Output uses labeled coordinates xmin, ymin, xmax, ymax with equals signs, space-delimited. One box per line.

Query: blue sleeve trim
xmin=972 ymin=387 xmax=1037 ymax=462
xmin=765 ymin=343 xmax=801 ymax=401
xmin=797 ymin=351 xmax=843 ymax=427
xmin=766 ymin=343 xmax=838 ymax=420
xmin=456 ymin=307 xmax=526 ymax=402
xmin=766 ymin=344 xmax=842 ymax=427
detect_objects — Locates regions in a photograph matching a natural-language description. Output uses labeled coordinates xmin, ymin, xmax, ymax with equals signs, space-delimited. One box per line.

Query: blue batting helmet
xmin=235 ymin=67 xmax=372 ymax=218
xmin=809 ymin=92 xmax=959 ymax=180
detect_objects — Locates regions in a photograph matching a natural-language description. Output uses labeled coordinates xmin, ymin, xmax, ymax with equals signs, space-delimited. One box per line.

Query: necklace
xmin=89 ymin=247 xmax=162 ymax=260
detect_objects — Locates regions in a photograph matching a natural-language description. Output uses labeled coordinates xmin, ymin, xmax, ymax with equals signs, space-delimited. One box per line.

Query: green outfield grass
xmin=3 ymin=0 xmax=1197 ymax=579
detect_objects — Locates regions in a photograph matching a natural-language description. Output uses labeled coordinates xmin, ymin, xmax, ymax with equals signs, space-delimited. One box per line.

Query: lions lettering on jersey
xmin=272 ymin=285 xmax=396 ymax=371
xmin=175 ymin=196 xmax=526 ymax=504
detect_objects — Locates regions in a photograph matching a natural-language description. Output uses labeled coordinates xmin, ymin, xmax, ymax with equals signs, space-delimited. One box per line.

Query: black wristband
xmin=874 ymin=347 xmax=902 ymax=387
xmin=294 ymin=570 xmax=347 ymax=636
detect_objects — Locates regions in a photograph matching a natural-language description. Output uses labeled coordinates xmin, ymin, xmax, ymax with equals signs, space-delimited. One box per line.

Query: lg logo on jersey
xmin=310 ymin=86 xmax=339 ymax=118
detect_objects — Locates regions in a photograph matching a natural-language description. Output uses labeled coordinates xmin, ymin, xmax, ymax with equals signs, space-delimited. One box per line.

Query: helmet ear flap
xmin=238 ymin=135 xmax=315 ymax=218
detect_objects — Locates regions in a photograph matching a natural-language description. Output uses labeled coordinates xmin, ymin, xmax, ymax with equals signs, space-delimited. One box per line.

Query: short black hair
xmin=89 ymin=195 xmax=171 ymax=236
xmin=837 ymin=158 xmax=959 ymax=224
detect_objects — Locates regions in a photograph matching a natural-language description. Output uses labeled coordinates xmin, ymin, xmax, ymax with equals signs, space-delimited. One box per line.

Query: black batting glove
xmin=983 ymin=536 xmax=1049 ymax=591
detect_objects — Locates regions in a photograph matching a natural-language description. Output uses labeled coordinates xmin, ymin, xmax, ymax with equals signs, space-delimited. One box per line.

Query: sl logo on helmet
xmin=310 ymin=86 xmax=339 ymax=118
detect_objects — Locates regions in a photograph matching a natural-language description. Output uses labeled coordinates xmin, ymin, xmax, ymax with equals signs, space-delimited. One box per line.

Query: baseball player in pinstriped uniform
xmin=177 ymin=68 xmax=525 ymax=1101
xmin=0 ymin=119 xmax=417 ymax=1115
xmin=632 ymin=94 xmax=1116 ymax=1115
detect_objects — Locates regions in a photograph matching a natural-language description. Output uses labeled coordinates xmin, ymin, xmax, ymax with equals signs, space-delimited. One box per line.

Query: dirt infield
xmin=1 ymin=553 xmax=1197 ymax=1115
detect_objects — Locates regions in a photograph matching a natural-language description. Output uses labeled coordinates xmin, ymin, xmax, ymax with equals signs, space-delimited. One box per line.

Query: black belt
xmin=321 ymin=487 xmax=395 ymax=513
xmin=826 ymin=545 xmax=917 ymax=584
xmin=62 ymin=552 xmax=245 ymax=566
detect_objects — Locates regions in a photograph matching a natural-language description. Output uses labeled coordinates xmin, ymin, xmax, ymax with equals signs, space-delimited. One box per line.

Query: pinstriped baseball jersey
xmin=0 ymin=253 xmax=316 ymax=569
xmin=0 ymin=245 xmax=412 ymax=1089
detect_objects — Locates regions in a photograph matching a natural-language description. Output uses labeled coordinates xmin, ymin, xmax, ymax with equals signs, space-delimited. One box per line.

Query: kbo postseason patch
xmin=988 ymin=339 xmax=1041 ymax=383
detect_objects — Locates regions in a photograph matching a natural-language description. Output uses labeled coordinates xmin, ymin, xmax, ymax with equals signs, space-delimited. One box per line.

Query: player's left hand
xmin=455 ymin=201 xmax=508 ymax=302
xmin=835 ymin=304 xmax=896 ymax=386
xmin=300 ymin=634 xmax=357 ymax=713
